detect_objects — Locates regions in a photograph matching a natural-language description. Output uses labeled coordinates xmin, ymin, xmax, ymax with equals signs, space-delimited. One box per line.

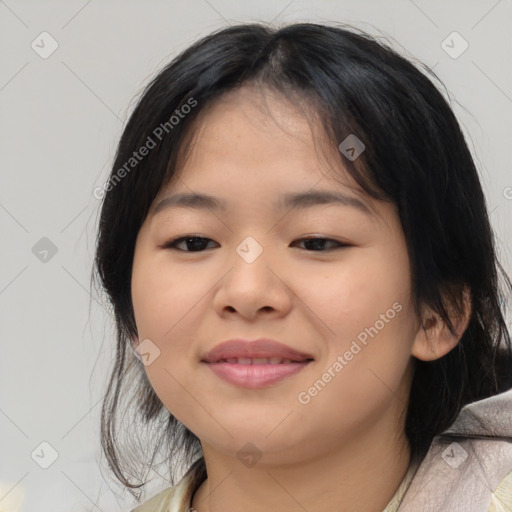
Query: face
xmin=131 ymin=85 xmax=421 ymax=465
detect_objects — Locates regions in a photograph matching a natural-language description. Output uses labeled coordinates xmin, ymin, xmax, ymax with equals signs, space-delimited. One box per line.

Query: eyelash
xmin=162 ymin=236 xmax=350 ymax=253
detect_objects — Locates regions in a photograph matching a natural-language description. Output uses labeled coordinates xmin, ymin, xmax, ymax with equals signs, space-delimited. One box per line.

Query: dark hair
xmin=92 ymin=21 xmax=512 ymax=498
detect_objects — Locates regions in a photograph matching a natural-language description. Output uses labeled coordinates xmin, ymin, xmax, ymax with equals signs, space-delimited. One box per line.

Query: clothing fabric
xmin=131 ymin=387 xmax=512 ymax=512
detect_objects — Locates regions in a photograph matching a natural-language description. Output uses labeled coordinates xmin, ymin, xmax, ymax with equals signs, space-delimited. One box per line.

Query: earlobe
xmin=411 ymin=285 xmax=472 ymax=362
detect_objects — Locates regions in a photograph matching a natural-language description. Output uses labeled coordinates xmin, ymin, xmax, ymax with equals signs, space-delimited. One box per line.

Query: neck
xmin=191 ymin=415 xmax=412 ymax=512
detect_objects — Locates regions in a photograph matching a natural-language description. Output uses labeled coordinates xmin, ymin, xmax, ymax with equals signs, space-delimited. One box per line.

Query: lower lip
xmin=204 ymin=361 xmax=312 ymax=389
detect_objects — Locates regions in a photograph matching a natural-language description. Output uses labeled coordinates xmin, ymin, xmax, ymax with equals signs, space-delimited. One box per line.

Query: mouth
xmin=210 ymin=357 xmax=313 ymax=364
xmin=202 ymin=359 xmax=313 ymax=389
xmin=201 ymin=338 xmax=315 ymax=389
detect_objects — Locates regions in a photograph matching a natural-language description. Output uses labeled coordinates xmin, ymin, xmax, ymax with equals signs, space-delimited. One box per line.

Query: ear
xmin=411 ymin=285 xmax=471 ymax=361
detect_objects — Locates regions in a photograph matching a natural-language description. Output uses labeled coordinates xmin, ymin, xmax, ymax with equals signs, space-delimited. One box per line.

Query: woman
xmin=93 ymin=22 xmax=512 ymax=511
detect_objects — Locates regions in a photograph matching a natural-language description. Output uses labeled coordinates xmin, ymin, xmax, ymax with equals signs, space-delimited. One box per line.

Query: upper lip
xmin=202 ymin=338 xmax=315 ymax=363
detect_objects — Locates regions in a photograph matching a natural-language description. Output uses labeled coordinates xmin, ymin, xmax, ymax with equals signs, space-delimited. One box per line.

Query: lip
xmin=201 ymin=338 xmax=315 ymax=363
xmin=201 ymin=338 xmax=314 ymax=389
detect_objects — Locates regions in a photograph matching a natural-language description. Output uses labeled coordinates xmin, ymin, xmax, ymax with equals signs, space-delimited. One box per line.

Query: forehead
xmin=164 ymin=86 xmax=359 ymax=190
xmin=196 ymin=84 xmax=313 ymax=133
xmin=149 ymin=85 xmax=388 ymax=225
xmin=179 ymin=85 xmax=334 ymax=166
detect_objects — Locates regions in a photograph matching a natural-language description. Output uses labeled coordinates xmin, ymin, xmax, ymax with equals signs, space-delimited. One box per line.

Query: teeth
xmin=220 ymin=357 xmax=300 ymax=364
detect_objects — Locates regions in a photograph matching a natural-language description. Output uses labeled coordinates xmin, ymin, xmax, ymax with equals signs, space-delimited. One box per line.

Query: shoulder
xmin=130 ymin=457 xmax=207 ymax=512
xmin=489 ymin=468 xmax=512 ymax=512
xmin=397 ymin=437 xmax=512 ymax=511
xmin=130 ymin=485 xmax=178 ymax=512
xmin=397 ymin=387 xmax=512 ymax=510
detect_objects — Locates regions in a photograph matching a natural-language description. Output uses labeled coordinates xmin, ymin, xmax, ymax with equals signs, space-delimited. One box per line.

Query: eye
xmin=163 ymin=236 xmax=218 ymax=252
xmin=291 ymin=237 xmax=350 ymax=252
xmin=162 ymin=236 xmax=350 ymax=253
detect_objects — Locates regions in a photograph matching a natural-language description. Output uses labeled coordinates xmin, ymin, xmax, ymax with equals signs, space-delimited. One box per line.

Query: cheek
xmin=131 ymin=250 xmax=216 ymax=406
xmin=130 ymin=263 xmax=202 ymax=424
xmin=302 ymin=247 xmax=411 ymax=346
xmin=295 ymin=298 xmax=414 ymax=442
xmin=301 ymin=245 xmax=414 ymax=397
xmin=131 ymin=251 xmax=204 ymax=341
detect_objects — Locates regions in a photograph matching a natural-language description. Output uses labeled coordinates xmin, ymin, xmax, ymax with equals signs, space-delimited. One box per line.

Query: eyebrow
xmin=152 ymin=189 xmax=376 ymax=217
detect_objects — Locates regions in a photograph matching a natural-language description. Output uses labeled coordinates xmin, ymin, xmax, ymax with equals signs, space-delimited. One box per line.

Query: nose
xmin=213 ymin=245 xmax=292 ymax=321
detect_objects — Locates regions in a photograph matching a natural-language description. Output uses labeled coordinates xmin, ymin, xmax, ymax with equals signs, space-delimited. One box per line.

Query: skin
xmin=130 ymin=85 xmax=471 ymax=512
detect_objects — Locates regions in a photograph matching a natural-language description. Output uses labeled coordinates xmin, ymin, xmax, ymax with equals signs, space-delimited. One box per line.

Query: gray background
xmin=1 ymin=0 xmax=511 ymax=511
